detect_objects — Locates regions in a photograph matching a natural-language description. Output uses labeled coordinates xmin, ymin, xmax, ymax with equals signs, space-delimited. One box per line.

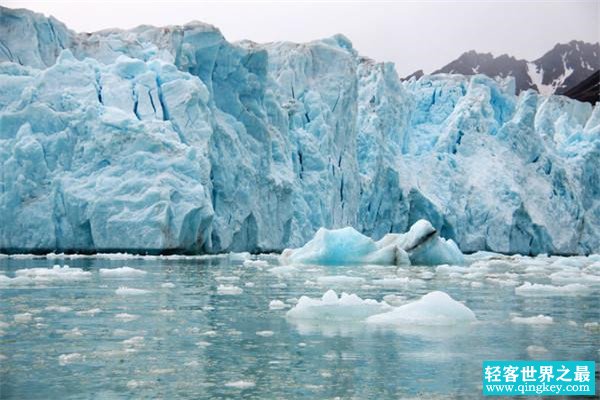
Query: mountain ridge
xmin=429 ymin=40 xmax=599 ymax=102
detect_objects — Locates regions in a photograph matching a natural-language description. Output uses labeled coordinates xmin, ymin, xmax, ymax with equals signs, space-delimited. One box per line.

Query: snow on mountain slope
xmin=0 ymin=7 xmax=598 ymax=255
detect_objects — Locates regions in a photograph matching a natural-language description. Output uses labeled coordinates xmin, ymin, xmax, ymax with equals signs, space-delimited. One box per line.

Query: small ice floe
xmin=583 ymin=322 xmax=600 ymax=331
xmin=10 ymin=265 xmax=92 ymax=285
xmin=224 ymin=380 xmax=255 ymax=389
xmin=127 ymin=380 xmax=155 ymax=389
xmin=511 ymin=315 xmax=554 ymax=325
xmin=217 ymin=285 xmax=243 ymax=295
xmin=14 ymin=313 xmax=33 ymax=323
xmin=287 ymin=290 xmax=391 ymax=321
xmin=161 ymin=282 xmax=176 ymax=289
xmin=58 ymin=353 xmax=83 ymax=365
xmin=115 ymin=286 xmax=151 ymax=296
xmin=256 ymin=330 xmax=274 ymax=337
xmin=243 ymin=259 xmax=269 ymax=268
xmin=526 ymin=345 xmax=549 ymax=357
xmin=269 ymin=300 xmax=287 ymax=310
xmin=316 ymin=276 xmax=365 ymax=286
xmin=99 ymin=266 xmax=147 ymax=278
xmin=75 ymin=308 xmax=102 ymax=316
xmin=62 ymin=327 xmax=85 ymax=338
xmin=44 ymin=305 xmax=72 ymax=313
xmin=515 ymin=282 xmax=589 ymax=296
xmin=215 ymin=276 xmax=240 ymax=283
xmin=115 ymin=313 xmax=139 ymax=322
xmin=366 ymin=291 xmax=476 ymax=326
xmin=122 ymin=336 xmax=145 ymax=348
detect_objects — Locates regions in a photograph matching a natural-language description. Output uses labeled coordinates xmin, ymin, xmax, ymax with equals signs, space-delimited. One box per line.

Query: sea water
xmin=0 ymin=253 xmax=598 ymax=399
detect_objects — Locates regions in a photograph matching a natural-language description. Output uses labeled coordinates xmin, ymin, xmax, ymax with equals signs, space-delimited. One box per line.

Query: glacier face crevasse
xmin=0 ymin=7 xmax=598 ymax=255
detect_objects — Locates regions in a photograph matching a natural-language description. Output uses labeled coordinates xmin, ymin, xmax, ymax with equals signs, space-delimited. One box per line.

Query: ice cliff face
xmin=0 ymin=7 xmax=598 ymax=255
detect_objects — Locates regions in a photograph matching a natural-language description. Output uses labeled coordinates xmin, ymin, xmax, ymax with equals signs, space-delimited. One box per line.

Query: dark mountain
xmin=563 ymin=70 xmax=599 ymax=104
xmin=422 ymin=40 xmax=599 ymax=102
xmin=433 ymin=51 xmax=535 ymax=92
xmin=534 ymin=41 xmax=599 ymax=94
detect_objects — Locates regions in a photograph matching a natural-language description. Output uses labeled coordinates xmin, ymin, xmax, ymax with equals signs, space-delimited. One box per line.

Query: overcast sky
xmin=2 ymin=0 xmax=599 ymax=76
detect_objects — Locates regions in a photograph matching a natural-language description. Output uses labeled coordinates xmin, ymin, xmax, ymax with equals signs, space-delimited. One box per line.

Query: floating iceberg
xmin=366 ymin=291 xmax=477 ymax=326
xmin=286 ymin=290 xmax=392 ymax=321
xmin=281 ymin=219 xmax=464 ymax=266
xmin=286 ymin=290 xmax=476 ymax=329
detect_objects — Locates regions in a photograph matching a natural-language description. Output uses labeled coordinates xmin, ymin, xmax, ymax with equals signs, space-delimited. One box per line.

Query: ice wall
xmin=0 ymin=7 xmax=598 ymax=254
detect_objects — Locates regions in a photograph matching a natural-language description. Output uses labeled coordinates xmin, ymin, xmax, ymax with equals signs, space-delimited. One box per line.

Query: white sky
xmin=2 ymin=0 xmax=599 ymax=76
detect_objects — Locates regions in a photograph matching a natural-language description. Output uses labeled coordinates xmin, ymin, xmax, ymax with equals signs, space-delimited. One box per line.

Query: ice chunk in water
xmin=286 ymin=290 xmax=391 ymax=321
xmin=511 ymin=315 xmax=554 ymax=324
xmin=282 ymin=227 xmax=378 ymax=265
xmin=281 ymin=219 xmax=464 ymax=266
xmin=366 ymin=291 xmax=476 ymax=326
xmin=58 ymin=353 xmax=84 ymax=365
xmin=115 ymin=286 xmax=151 ymax=296
xmin=217 ymin=285 xmax=243 ymax=295
xmin=224 ymin=380 xmax=256 ymax=389
xmin=268 ymin=300 xmax=287 ymax=310
xmin=99 ymin=267 xmax=147 ymax=277
xmin=282 ymin=220 xmax=465 ymax=265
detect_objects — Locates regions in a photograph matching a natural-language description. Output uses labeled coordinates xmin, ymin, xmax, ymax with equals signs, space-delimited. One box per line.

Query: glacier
xmin=0 ymin=6 xmax=599 ymax=255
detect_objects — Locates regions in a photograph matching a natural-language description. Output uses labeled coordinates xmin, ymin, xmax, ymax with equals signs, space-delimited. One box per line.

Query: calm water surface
xmin=1 ymin=253 xmax=598 ymax=399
